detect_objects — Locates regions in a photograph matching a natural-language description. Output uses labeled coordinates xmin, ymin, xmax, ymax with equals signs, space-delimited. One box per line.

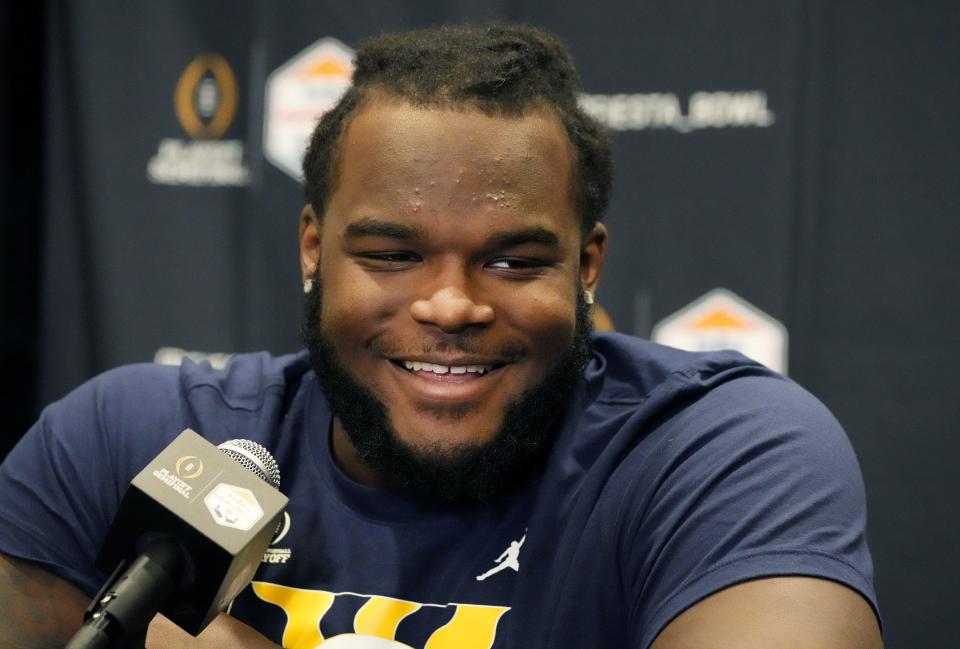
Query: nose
xmin=409 ymin=285 xmax=495 ymax=333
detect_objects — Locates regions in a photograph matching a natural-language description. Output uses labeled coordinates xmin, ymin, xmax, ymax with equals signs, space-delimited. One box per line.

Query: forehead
xmin=324 ymin=97 xmax=579 ymax=235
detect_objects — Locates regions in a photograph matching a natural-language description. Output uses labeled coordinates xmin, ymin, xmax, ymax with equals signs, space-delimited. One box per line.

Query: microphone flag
xmin=93 ymin=428 xmax=288 ymax=635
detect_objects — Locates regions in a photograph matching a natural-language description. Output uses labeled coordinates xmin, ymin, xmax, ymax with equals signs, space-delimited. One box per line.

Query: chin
xmin=390 ymin=419 xmax=503 ymax=458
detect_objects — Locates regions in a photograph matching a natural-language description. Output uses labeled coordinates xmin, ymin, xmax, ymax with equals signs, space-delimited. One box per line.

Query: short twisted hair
xmin=302 ymin=24 xmax=613 ymax=236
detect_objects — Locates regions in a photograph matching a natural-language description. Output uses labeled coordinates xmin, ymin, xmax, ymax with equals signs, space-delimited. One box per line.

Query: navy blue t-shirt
xmin=0 ymin=333 xmax=878 ymax=648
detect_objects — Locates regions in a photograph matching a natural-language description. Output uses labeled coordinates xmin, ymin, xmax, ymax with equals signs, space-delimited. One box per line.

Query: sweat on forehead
xmin=301 ymin=23 xmax=613 ymax=236
xmin=336 ymin=97 xmax=574 ymax=195
xmin=322 ymin=99 xmax=580 ymax=238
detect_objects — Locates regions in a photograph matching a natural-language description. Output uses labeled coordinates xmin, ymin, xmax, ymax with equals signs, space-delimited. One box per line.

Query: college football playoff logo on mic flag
xmin=175 ymin=455 xmax=204 ymax=479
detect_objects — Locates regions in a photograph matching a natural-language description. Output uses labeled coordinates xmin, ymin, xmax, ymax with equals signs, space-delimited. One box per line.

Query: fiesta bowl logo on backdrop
xmin=147 ymin=53 xmax=250 ymax=187
xmin=651 ymin=288 xmax=788 ymax=374
xmin=154 ymin=346 xmax=233 ymax=369
xmin=264 ymin=37 xmax=355 ymax=181
xmin=579 ymin=90 xmax=775 ymax=133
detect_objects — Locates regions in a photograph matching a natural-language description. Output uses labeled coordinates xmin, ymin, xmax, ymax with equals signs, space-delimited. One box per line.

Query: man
xmin=0 ymin=24 xmax=881 ymax=649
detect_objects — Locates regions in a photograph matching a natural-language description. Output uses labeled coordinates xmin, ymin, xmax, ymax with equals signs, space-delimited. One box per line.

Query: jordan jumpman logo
xmin=476 ymin=532 xmax=526 ymax=581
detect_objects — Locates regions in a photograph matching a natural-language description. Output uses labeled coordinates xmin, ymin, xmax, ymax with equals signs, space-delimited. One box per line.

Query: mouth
xmin=388 ymin=358 xmax=508 ymax=384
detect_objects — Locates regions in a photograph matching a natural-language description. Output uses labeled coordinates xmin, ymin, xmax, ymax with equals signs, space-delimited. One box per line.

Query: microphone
xmin=65 ymin=429 xmax=288 ymax=649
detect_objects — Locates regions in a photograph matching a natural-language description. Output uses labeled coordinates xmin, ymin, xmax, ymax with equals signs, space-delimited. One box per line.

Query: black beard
xmin=300 ymin=276 xmax=593 ymax=504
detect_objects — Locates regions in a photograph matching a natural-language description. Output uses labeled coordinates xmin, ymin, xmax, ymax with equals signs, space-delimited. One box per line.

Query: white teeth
xmin=402 ymin=361 xmax=449 ymax=373
xmin=401 ymin=361 xmax=492 ymax=375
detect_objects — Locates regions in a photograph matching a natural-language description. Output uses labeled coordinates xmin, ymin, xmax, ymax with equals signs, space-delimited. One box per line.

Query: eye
xmin=485 ymin=257 xmax=552 ymax=277
xmin=355 ymin=251 xmax=421 ymax=270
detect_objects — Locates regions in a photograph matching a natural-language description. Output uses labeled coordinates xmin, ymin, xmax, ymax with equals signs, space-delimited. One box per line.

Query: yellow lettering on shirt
xmin=249 ymin=582 xmax=509 ymax=649
xmin=251 ymin=581 xmax=335 ymax=649
xmin=354 ymin=595 xmax=422 ymax=639
xmin=424 ymin=604 xmax=509 ymax=649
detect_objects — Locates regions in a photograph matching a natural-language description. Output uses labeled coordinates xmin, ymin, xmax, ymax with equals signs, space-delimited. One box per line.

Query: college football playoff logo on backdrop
xmin=147 ymin=53 xmax=250 ymax=187
xmin=174 ymin=54 xmax=238 ymax=139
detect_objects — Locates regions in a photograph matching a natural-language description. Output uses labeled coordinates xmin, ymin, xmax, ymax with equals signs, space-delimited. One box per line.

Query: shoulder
xmin=587 ymin=332 xmax=774 ymax=404
xmin=40 ymin=351 xmax=313 ymax=474
xmin=0 ymin=352 xmax=314 ymax=596
xmin=173 ymin=350 xmax=312 ymax=412
xmin=587 ymin=335 xmax=862 ymax=521
xmin=53 ymin=350 xmax=310 ymax=421
xmin=586 ymin=334 xmax=835 ymax=432
xmin=584 ymin=339 xmax=877 ymax=648
xmin=568 ymin=333 xmax=805 ymax=479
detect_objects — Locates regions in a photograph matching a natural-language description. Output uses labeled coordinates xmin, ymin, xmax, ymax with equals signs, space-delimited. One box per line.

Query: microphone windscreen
xmin=217 ymin=439 xmax=280 ymax=489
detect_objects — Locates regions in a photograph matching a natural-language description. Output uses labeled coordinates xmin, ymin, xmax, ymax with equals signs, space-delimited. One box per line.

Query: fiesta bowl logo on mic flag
xmin=174 ymin=54 xmax=239 ymax=140
xmin=205 ymin=483 xmax=265 ymax=531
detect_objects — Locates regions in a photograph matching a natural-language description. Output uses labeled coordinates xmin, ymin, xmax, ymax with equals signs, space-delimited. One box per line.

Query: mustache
xmin=371 ymin=333 xmax=526 ymax=362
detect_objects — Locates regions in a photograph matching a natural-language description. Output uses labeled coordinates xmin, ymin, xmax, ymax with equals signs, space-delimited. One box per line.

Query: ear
xmin=579 ymin=222 xmax=608 ymax=295
xmin=300 ymin=204 xmax=321 ymax=281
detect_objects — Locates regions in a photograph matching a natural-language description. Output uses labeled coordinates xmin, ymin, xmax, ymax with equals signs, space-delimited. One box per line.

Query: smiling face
xmin=300 ymin=96 xmax=606 ymax=497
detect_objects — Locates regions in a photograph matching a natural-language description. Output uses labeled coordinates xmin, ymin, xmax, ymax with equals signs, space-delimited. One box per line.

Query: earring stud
xmin=303 ymin=279 xmax=314 ymax=294
xmin=584 ymin=289 xmax=594 ymax=305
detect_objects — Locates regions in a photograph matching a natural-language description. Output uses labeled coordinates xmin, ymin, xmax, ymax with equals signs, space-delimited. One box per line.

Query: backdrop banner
xmin=40 ymin=0 xmax=797 ymax=398
xmin=12 ymin=2 xmax=960 ymax=649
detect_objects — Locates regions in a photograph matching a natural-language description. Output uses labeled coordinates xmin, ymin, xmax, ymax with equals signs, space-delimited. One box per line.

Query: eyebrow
xmin=343 ymin=218 xmax=561 ymax=251
xmin=344 ymin=218 xmax=426 ymax=241
xmin=486 ymin=227 xmax=561 ymax=251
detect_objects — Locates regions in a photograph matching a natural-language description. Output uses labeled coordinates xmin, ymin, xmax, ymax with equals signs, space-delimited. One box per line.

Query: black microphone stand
xmin=65 ymin=537 xmax=186 ymax=649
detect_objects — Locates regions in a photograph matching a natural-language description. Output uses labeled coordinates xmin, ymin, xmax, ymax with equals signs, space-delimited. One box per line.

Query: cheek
xmin=505 ymin=289 xmax=578 ymax=357
xmin=319 ymin=264 xmax=407 ymax=331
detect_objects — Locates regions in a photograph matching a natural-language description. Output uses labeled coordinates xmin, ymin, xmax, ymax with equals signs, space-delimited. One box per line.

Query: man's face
xmin=300 ymin=97 xmax=606 ymax=498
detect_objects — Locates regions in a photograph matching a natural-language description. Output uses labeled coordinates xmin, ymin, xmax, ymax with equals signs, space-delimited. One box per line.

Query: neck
xmin=330 ymin=417 xmax=384 ymax=487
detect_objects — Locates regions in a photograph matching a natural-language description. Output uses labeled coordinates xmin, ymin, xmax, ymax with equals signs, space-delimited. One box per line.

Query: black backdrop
xmin=1 ymin=2 xmax=958 ymax=648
